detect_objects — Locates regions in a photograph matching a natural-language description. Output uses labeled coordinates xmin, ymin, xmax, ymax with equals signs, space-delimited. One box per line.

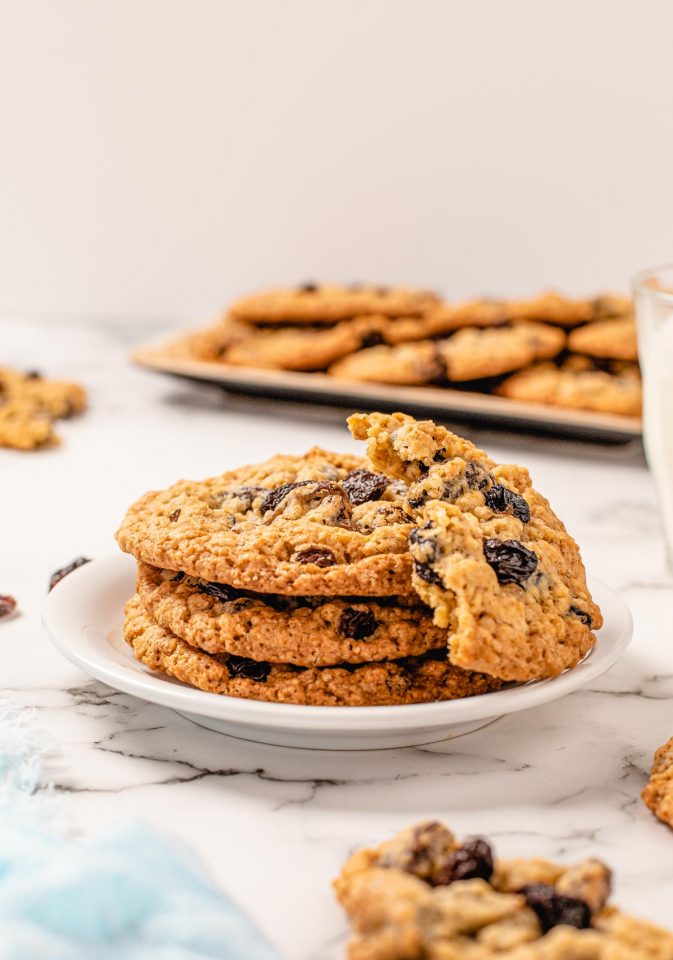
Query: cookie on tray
xmin=498 ymin=360 xmax=642 ymax=417
xmin=124 ymin=596 xmax=501 ymax=706
xmin=642 ymin=735 xmax=673 ymax=829
xmin=328 ymin=342 xmax=444 ymax=385
xmin=567 ymin=316 xmax=639 ymax=362
xmin=382 ymin=299 xmax=511 ymax=342
xmin=221 ymin=316 xmax=386 ymax=371
xmin=171 ymin=315 xmax=253 ymax=362
xmin=335 ymin=820 xmax=673 ymax=958
xmin=229 ymin=283 xmax=440 ymax=325
xmin=136 ymin=562 xmax=445 ymax=666
xmin=116 ymin=449 xmax=414 ymax=596
xmin=505 ymin=290 xmax=632 ymax=327
xmin=438 ymin=322 xmax=565 ymax=381
xmin=349 ymin=412 xmax=601 ymax=681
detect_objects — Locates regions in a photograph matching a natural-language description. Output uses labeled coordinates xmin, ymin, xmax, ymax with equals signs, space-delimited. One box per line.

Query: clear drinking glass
xmin=633 ymin=265 xmax=673 ymax=570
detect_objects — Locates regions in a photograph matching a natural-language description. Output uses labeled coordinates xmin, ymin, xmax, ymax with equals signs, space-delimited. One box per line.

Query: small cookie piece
xmin=0 ymin=399 xmax=56 ymax=450
xmin=328 ymin=342 xmax=444 ymax=385
xmin=505 ymin=290 xmax=632 ymax=327
xmin=438 ymin=322 xmax=565 ymax=382
xmin=136 ymin=562 xmax=445 ymax=666
xmin=221 ymin=316 xmax=386 ymax=371
xmin=349 ymin=412 xmax=601 ymax=681
xmin=116 ymin=448 xmax=414 ymax=596
xmin=0 ymin=367 xmax=86 ymax=419
xmin=642 ymin=735 xmax=673 ymax=829
xmin=124 ymin=596 xmax=501 ymax=706
xmin=230 ymin=284 xmax=440 ymax=325
xmin=335 ymin=821 xmax=673 ymax=959
xmin=0 ymin=367 xmax=87 ymax=450
xmin=567 ymin=317 xmax=639 ymax=362
xmin=498 ymin=360 xmax=642 ymax=417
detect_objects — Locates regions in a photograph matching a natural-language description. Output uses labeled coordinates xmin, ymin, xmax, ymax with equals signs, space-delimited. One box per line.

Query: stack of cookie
xmin=181 ymin=283 xmax=641 ymax=417
xmin=115 ymin=412 xmax=601 ymax=706
xmin=115 ymin=446 xmax=502 ymax=706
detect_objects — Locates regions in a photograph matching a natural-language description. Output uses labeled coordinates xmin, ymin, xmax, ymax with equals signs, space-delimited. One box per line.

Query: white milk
xmin=641 ymin=311 xmax=673 ymax=564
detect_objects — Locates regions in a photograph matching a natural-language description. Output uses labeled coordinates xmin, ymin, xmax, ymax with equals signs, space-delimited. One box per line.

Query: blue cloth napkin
xmin=0 ymin=699 xmax=279 ymax=960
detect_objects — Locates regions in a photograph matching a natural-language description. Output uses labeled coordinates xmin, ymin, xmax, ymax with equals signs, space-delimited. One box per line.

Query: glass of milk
xmin=633 ymin=265 xmax=673 ymax=570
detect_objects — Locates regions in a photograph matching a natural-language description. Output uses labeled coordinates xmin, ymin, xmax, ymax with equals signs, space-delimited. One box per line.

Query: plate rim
xmin=42 ymin=554 xmax=633 ymax=732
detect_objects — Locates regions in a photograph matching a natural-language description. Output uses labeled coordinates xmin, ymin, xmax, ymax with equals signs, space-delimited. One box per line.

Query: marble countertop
xmin=3 ymin=314 xmax=672 ymax=956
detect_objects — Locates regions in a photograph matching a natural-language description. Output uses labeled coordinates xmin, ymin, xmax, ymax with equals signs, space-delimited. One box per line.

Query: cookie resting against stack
xmin=335 ymin=820 xmax=673 ymax=958
xmin=177 ymin=282 xmax=641 ymax=417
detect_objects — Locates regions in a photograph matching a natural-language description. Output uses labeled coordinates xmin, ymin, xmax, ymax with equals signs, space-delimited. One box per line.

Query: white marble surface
xmin=2 ymin=313 xmax=673 ymax=956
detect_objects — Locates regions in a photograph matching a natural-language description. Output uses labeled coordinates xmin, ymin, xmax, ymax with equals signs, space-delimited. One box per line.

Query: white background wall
xmin=2 ymin=0 xmax=673 ymax=320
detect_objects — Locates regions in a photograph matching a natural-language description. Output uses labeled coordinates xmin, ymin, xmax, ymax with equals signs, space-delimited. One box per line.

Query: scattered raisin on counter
xmin=0 ymin=595 xmax=17 ymax=619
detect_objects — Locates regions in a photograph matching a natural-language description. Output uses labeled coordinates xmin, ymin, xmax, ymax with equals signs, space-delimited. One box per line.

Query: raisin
xmin=409 ymin=526 xmax=438 ymax=561
xmin=0 ymin=595 xmax=17 ymax=618
xmin=522 ymin=884 xmax=591 ymax=933
xmin=233 ymin=486 xmax=267 ymax=508
xmin=197 ymin=580 xmax=242 ymax=603
xmin=291 ymin=547 xmax=337 ymax=567
xmin=172 ymin=572 xmax=185 ymax=583
xmin=168 ymin=508 xmax=181 ymax=522
xmin=48 ymin=556 xmax=92 ymax=591
xmin=360 ymin=331 xmax=384 ymax=349
xmin=484 ymin=484 xmax=530 ymax=523
xmin=413 ymin=560 xmax=443 ymax=587
xmin=483 ymin=539 xmax=537 ymax=586
xmin=225 ymin=655 xmax=270 ymax=683
xmin=433 ymin=451 xmax=447 ymax=463
xmin=25 ymin=370 xmax=42 ymax=379
xmin=339 ymin=608 xmax=377 ymax=640
xmin=260 ymin=481 xmax=314 ymax=513
xmin=465 ymin=462 xmax=491 ymax=491
xmin=342 ymin=469 xmax=389 ymax=505
xmin=568 ymin=605 xmax=593 ymax=627
xmin=297 ymin=281 xmax=318 ymax=293
xmin=260 ymin=480 xmax=342 ymax=514
xmin=434 ymin=838 xmax=494 ymax=886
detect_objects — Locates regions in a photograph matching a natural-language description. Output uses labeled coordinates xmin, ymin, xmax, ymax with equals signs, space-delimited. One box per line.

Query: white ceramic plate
xmin=43 ymin=554 xmax=632 ymax=750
